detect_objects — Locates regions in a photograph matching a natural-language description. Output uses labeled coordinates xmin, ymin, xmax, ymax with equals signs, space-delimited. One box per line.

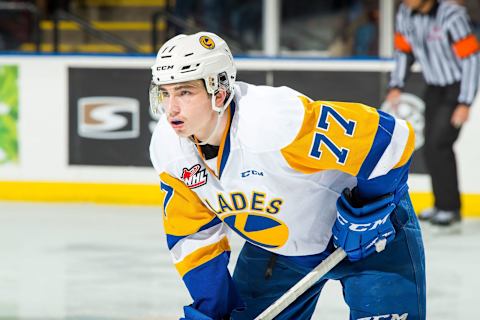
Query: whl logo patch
xmin=181 ymin=164 xmax=208 ymax=189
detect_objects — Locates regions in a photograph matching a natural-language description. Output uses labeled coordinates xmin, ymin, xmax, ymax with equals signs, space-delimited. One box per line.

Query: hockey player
xmin=149 ymin=32 xmax=426 ymax=319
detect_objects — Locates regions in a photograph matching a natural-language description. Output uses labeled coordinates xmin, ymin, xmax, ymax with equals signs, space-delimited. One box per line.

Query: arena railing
xmin=52 ymin=9 xmax=140 ymax=53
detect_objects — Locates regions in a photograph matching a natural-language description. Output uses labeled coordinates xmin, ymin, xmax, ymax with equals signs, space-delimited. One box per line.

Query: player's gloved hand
xmin=332 ymin=188 xmax=396 ymax=262
xmin=180 ymin=306 xmax=214 ymax=320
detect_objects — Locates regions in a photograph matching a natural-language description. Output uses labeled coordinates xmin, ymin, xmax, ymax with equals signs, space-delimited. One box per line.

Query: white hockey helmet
xmin=150 ymin=32 xmax=236 ymax=115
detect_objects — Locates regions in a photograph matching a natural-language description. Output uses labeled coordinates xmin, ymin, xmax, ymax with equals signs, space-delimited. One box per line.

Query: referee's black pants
xmin=423 ymin=83 xmax=462 ymax=211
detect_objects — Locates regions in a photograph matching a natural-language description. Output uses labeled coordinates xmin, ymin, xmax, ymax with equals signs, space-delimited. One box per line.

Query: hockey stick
xmin=254 ymin=247 xmax=347 ymax=320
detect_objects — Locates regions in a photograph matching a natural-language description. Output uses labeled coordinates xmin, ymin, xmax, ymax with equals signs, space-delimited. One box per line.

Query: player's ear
xmin=214 ymin=89 xmax=227 ymax=107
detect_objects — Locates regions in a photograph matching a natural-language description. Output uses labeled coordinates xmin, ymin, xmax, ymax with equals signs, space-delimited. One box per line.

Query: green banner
xmin=0 ymin=65 xmax=19 ymax=164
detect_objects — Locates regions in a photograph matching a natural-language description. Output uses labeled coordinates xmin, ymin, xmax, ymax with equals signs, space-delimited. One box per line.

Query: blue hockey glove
xmin=332 ymin=188 xmax=396 ymax=262
xmin=180 ymin=306 xmax=214 ymax=320
xmin=180 ymin=306 xmax=235 ymax=320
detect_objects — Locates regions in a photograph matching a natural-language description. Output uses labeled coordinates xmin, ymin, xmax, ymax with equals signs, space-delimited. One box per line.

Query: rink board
xmin=0 ymin=55 xmax=479 ymax=215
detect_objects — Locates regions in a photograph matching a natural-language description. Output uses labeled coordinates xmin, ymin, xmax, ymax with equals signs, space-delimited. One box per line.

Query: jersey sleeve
xmin=389 ymin=5 xmax=415 ymax=89
xmin=445 ymin=5 xmax=480 ymax=105
xmin=159 ymin=172 xmax=244 ymax=318
xmin=280 ymin=97 xmax=415 ymax=201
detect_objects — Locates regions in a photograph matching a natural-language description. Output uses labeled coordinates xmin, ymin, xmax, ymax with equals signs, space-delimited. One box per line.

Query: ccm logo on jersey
xmin=357 ymin=313 xmax=408 ymax=320
xmin=181 ymin=164 xmax=207 ymax=189
xmin=77 ymin=97 xmax=140 ymax=139
xmin=241 ymin=169 xmax=264 ymax=178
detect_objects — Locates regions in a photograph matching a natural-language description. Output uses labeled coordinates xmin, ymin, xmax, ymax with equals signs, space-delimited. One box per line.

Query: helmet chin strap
xmin=191 ymin=90 xmax=235 ymax=146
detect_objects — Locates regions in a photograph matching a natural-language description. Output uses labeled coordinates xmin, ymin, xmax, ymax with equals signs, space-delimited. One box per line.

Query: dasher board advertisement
xmin=68 ymin=67 xmax=156 ymax=166
xmin=0 ymin=65 xmax=19 ymax=165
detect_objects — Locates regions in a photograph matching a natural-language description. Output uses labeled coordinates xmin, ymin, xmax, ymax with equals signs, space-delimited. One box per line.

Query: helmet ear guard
xmin=206 ymin=71 xmax=235 ymax=114
xmin=205 ymin=74 xmax=218 ymax=95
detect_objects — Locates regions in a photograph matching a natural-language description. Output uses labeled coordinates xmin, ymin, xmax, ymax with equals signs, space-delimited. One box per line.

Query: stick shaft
xmin=254 ymin=248 xmax=347 ymax=320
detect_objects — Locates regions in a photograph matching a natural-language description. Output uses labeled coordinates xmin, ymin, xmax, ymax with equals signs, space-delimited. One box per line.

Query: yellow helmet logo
xmin=199 ymin=36 xmax=215 ymax=49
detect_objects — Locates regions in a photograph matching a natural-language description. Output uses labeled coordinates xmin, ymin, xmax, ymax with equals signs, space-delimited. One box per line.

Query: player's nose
xmin=165 ymin=95 xmax=181 ymax=115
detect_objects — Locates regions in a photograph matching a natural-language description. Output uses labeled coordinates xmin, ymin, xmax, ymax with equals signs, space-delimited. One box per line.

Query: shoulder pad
xmin=234 ymin=82 xmax=306 ymax=152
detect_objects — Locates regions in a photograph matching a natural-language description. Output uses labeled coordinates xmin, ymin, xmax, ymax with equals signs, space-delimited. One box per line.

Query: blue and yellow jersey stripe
xmin=175 ymin=236 xmax=230 ymax=277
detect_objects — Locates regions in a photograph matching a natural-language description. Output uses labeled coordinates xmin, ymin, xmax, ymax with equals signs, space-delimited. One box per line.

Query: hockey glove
xmin=332 ymin=188 xmax=396 ymax=262
xmin=181 ymin=306 xmax=235 ymax=320
xmin=181 ymin=306 xmax=214 ymax=320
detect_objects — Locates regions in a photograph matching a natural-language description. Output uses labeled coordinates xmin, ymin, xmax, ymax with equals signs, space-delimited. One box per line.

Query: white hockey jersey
xmin=150 ymin=82 xmax=414 ymax=278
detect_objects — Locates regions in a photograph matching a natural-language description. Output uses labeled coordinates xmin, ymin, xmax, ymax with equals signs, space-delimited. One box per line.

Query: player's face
xmin=159 ymin=80 xmax=217 ymax=140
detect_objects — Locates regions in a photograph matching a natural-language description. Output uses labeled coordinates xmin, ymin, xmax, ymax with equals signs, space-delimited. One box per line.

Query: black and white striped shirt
xmin=389 ymin=0 xmax=480 ymax=105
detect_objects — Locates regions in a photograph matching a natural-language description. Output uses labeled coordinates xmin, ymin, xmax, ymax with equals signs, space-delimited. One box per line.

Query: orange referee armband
xmin=453 ymin=34 xmax=480 ymax=59
xmin=394 ymin=32 xmax=412 ymax=53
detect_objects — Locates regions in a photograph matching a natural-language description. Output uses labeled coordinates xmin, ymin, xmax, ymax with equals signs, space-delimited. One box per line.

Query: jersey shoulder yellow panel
xmin=281 ymin=98 xmax=380 ymax=176
xmin=159 ymin=172 xmax=217 ymax=237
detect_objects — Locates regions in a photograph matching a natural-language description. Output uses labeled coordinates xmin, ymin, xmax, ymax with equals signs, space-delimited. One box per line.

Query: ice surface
xmin=0 ymin=202 xmax=478 ymax=319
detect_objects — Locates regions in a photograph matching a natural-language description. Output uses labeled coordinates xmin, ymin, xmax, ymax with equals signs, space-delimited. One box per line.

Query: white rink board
xmin=0 ymin=55 xmax=479 ymax=193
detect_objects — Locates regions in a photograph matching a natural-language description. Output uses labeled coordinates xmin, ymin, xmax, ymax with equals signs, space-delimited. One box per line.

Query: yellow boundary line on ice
xmin=0 ymin=181 xmax=479 ymax=217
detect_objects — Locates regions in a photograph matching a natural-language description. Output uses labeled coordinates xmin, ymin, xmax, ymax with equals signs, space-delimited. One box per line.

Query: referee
xmin=386 ymin=0 xmax=480 ymax=226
